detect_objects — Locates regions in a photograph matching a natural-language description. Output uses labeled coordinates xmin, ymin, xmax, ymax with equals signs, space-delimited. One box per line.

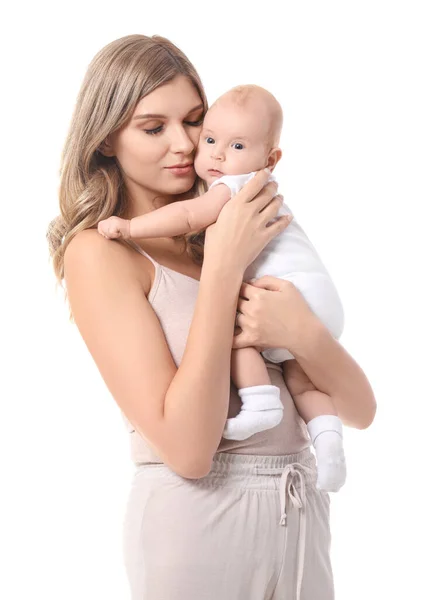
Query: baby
xmin=98 ymin=85 xmax=346 ymax=492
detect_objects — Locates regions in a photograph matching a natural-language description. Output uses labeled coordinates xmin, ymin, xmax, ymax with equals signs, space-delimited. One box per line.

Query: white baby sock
xmin=222 ymin=385 xmax=283 ymax=441
xmin=307 ymin=415 xmax=347 ymax=492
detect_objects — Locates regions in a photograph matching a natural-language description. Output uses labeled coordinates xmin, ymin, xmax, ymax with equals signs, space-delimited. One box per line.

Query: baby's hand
xmin=97 ymin=216 xmax=131 ymax=240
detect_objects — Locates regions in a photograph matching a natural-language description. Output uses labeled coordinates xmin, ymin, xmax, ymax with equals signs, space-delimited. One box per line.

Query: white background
xmin=1 ymin=1 xmax=425 ymax=598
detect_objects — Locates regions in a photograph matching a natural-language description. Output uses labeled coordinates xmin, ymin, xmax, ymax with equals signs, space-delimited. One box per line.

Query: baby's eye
xmin=232 ymin=142 xmax=244 ymax=150
xmin=206 ymin=137 xmax=215 ymax=144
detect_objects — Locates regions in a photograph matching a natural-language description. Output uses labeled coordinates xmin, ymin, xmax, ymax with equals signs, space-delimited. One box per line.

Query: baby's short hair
xmin=213 ymin=84 xmax=283 ymax=148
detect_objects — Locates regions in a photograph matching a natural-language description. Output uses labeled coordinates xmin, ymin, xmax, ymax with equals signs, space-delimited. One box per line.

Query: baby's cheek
xmin=194 ymin=151 xmax=207 ymax=178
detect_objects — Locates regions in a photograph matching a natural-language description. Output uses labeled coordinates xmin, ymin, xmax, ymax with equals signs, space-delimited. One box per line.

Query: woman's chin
xmin=163 ymin=175 xmax=196 ymax=194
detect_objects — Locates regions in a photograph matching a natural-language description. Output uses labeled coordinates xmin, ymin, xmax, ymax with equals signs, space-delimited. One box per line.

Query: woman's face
xmin=108 ymin=75 xmax=204 ymax=201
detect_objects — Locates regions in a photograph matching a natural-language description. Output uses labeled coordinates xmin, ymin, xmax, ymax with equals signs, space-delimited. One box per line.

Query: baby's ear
xmin=266 ymin=147 xmax=282 ymax=171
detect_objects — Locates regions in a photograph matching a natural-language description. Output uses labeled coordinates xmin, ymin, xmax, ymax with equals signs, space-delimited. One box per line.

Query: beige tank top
xmin=121 ymin=240 xmax=310 ymax=464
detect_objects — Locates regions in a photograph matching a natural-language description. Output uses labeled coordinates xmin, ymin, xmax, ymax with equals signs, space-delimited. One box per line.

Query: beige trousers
xmin=122 ymin=448 xmax=334 ymax=599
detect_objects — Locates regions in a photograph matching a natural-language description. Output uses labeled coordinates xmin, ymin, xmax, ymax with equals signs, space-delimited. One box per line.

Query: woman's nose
xmin=170 ymin=127 xmax=195 ymax=154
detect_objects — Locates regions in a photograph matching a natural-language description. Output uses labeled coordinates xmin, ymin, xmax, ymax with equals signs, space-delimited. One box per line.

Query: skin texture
xmin=66 ymin=75 xmax=376 ymax=479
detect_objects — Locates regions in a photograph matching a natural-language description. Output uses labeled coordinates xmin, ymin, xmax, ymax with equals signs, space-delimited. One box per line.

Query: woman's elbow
xmin=360 ymin=402 xmax=377 ymax=429
xmin=352 ymin=393 xmax=377 ymax=430
xmin=171 ymin=455 xmax=213 ymax=480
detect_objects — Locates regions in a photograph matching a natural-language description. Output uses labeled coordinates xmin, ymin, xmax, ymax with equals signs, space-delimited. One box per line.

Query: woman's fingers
xmin=238 ymin=281 xmax=261 ymax=300
xmin=232 ymin=328 xmax=259 ymax=350
xmin=247 ymin=276 xmax=289 ymax=292
xmin=260 ymin=193 xmax=284 ymax=209
xmin=258 ymin=195 xmax=283 ymax=223
xmin=248 ymin=181 xmax=280 ymax=213
xmin=234 ymin=168 xmax=273 ymax=203
xmin=236 ymin=297 xmax=249 ymax=313
xmin=237 ymin=276 xmax=292 ymax=309
xmin=232 ymin=333 xmax=247 ymax=350
xmin=264 ymin=214 xmax=293 ymax=242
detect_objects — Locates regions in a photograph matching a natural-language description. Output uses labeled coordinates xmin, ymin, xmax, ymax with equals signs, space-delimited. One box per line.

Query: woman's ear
xmin=98 ymin=136 xmax=115 ymax=157
xmin=266 ymin=148 xmax=282 ymax=172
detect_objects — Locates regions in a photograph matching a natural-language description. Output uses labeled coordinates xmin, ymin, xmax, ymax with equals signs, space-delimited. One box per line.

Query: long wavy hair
xmin=46 ymin=34 xmax=207 ymax=308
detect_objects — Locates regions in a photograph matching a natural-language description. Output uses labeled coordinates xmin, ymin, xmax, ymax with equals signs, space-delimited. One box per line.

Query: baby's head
xmin=194 ymin=84 xmax=283 ymax=186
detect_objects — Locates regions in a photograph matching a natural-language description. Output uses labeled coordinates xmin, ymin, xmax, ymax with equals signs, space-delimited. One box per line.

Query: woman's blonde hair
xmin=46 ymin=34 xmax=207 ymax=299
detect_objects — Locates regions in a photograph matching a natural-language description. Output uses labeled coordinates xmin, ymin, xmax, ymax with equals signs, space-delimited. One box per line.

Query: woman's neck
xmin=124 ymin=190 xmax=192 ymax=221
xmin=132 ymin=235 xmax=188 ymax=258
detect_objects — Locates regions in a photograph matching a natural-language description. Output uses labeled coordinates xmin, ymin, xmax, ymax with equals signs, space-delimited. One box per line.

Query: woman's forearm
xmin=291 ymin=319 xmax=377 ymax=429
xmin=163 ymin=258 xmax=243 ymax=476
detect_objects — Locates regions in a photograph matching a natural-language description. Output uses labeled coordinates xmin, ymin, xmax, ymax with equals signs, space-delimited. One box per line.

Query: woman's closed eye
xmin=144 ymin=125 xmax=164 ymax=135
xmin=144 ymin=118 xmax=204 ymax=136
xmin=186 ymin=118 xmax=204 ymax=127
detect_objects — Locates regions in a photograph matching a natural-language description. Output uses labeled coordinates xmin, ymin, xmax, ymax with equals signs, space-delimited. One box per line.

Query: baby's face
xmin=194 ymin=102 xmax=270 ymax=187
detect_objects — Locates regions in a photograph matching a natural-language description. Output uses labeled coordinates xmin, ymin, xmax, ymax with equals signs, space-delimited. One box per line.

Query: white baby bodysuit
xmin=210 ymin=171 xmax=345 ymax=362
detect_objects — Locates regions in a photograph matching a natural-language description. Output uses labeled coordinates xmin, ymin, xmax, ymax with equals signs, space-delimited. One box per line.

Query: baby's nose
xmin=211 ymin=149 xmax=224 ymax=160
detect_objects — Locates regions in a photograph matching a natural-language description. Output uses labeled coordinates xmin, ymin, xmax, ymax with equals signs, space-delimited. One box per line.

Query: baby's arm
xmin=97 ymin=184 xmax=231 ymax=240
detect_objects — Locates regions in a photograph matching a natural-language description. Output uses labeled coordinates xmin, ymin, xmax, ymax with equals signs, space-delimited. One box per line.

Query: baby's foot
xmin=223 ymin=408 xmax=284 ymax=441
xmin=313 ymin=431 xmax=347 ymax=492
xmin=307 ymin=415 xmax=347 ymax=492
xmin=223 ymin=385 xmax=283 ymax=441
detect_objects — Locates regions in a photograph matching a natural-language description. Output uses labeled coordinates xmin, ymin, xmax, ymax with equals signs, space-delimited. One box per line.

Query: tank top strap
xmin=124 ymin=239 xmax=160 ymax=268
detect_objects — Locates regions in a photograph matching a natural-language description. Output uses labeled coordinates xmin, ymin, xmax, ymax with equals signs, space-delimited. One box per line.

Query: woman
xmin=47 ymin=34 xmax=376 ymax=600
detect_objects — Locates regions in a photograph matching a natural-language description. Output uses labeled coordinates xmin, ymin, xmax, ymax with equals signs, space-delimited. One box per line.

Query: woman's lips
xmin=165 ymin=164 xmax=194 ymax=176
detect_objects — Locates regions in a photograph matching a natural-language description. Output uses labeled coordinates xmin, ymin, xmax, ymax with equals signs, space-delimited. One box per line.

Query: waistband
xmin=210 ymin=447 xmax=315 ymax=476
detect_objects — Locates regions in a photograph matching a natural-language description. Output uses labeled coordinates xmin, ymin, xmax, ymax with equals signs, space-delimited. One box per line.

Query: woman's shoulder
xmin=65 ymin=228 xmax=129 ymax=271
xmin=65 ymin=228 xmax=152 ymax=295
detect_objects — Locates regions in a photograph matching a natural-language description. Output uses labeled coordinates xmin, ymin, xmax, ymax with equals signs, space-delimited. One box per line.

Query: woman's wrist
xmin=288 ymin=315 xmax=328 ymax=360
xmin=202 ymin=253 xmax=244 ymax=285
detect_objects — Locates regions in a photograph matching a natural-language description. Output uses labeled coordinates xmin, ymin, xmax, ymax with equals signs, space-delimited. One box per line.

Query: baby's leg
xmin=222 ymin=347 xmax=283 ymax=441
xmin=283 ymin=360 xmax=346 ymax=492
xmin=231 ymin=346 xmax=271 ymax=388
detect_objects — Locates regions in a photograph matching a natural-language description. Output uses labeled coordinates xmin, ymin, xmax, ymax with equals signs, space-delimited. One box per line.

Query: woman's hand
xmin=232 ymin=275 xmax=319 ymax=354
xmin=234 ymin=277 xmax=377 ymax=430
xmin=203 ymin=169 xmax=293 ymax=274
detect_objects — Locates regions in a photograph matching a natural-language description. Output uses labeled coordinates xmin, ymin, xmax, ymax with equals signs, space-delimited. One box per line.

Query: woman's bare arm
xmin=289 ymin=320 xmax=376 ymax=429
xmin=64 ymin=230 xmax=241 ymax=479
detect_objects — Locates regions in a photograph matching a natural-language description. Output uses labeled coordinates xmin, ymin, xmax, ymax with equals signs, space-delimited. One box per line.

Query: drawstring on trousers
xmin=254 ymin=462 xmax=314 ymax=600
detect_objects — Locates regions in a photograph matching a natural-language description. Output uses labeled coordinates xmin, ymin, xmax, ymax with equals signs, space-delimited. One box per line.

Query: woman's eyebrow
xmin=133 ymin=103 xmax=204 ymax=121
